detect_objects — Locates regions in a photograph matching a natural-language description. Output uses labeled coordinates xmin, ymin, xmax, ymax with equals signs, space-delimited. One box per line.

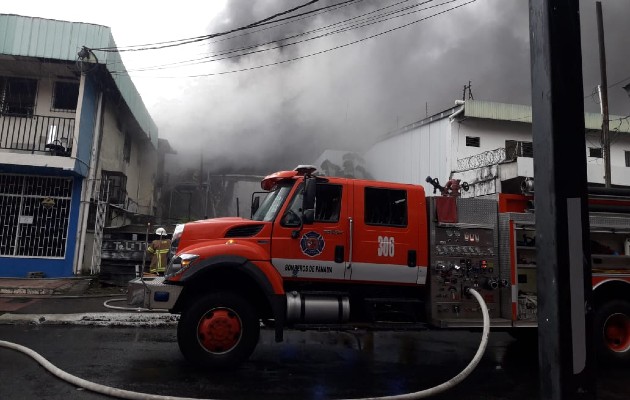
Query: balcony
xmin=0 ymin=114 xmax=75 ymax=157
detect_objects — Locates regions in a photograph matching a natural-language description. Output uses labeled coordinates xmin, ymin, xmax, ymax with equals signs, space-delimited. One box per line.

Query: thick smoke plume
xmin=151 ymin=0 xmax=630 ymax=175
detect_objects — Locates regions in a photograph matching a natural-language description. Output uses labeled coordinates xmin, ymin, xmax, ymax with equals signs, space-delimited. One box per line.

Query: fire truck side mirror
xmin=302 ymin=177 xmax=316 ymax=225
xmin=251 ymin=196 xmax=260 ymax=217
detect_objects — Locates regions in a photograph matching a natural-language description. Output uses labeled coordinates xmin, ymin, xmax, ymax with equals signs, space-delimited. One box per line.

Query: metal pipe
xmin=596 ymin=2 xmax=611 ymax=188
xmin=588 ymin=186 xmax=630 ymax=197
xmin=75 ymin=86 xmax=104 ymax=275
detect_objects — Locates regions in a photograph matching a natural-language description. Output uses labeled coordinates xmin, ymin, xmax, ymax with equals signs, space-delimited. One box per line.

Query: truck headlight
xmin=165 ymin=253 xmax=199 ymax=278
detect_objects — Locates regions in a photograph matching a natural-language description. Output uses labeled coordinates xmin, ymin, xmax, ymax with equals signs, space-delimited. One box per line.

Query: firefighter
xmin=146 ymin=227 xmax=171 ymax=275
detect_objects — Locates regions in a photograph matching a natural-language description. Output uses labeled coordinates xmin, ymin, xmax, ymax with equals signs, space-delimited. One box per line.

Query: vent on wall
xmin=589 ymin=147 xmax=603 ymax=158
xmin=225 ymin=225 xmax=264 ymax=238
xmin=465 ymin=136 xmax=480 ymax=147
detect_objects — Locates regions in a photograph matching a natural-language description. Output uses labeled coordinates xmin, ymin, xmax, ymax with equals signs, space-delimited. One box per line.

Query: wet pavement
xmin=1 ymin=324 xmax=629 ymax=400
xmin=0 ymin=278 xmax=628 ymax=399
xmin=0 ymin=325 xmax=532 ymax=400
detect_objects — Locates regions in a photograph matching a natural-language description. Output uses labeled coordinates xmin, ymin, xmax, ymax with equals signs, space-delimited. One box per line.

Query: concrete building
xmin=364 ymin=99 xmax=630 ymax=196
xmin=0 ymin=14 xmax=160 ymax=277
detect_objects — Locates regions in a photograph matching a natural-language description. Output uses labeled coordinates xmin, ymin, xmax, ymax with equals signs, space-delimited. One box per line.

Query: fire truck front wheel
xmin=178 ymin=292 xmax=260 ymax=368
xmin=595 ymin=300 xmax=630 ymax=364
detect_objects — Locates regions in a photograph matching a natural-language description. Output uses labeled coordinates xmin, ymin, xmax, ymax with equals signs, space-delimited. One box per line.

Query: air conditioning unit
xmin=505 ymin=140 xmax=534 ymax=160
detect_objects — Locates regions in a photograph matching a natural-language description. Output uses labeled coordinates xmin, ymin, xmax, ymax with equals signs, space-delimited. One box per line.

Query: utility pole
xmin=596 ymin=1 xmax=611 ymax=188
xmin=529 ymin=0 xmax=595 ymax=399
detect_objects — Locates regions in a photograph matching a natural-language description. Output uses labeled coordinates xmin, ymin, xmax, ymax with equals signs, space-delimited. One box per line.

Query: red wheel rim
xmin=603 ymin=313 xmax=630 ymax=353
xmin=197 ymin=308 xmax=242 ymax=354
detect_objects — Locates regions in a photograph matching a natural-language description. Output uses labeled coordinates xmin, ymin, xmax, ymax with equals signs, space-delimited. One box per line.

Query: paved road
xmin=0 ymin=325 xmax=627 ymax=400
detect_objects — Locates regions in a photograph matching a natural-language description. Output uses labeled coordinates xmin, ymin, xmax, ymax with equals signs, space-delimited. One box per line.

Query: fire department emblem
xmin=300 ymin=231 xmax=325 ymax=257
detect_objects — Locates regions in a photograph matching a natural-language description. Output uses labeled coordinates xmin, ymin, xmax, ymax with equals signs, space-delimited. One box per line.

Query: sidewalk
xmin=0 ymin=277 xmax=177 ymax=326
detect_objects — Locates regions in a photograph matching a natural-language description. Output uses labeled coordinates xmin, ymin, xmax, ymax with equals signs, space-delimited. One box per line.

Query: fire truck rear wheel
xmin=178 ymin=292 xmax=260 ymax=368
xmin=595 ymin=300 xmax=630 ymax=365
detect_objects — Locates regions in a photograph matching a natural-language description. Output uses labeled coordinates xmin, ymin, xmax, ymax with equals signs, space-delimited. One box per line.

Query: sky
xmin=4 ymin=0 xmax=630 ymax=173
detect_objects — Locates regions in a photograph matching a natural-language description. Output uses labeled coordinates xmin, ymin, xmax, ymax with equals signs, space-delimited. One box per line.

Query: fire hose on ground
xmin=0 ymin=288 xmax=490 ymax=400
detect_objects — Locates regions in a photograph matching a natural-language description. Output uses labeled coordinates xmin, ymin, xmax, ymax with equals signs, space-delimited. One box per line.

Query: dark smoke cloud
xmin=152 ymin=0 xmax=630 ymax=174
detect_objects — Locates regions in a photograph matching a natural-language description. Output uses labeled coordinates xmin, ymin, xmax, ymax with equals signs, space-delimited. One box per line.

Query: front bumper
xmin=127 ymin=277 xmax=183 ymax=310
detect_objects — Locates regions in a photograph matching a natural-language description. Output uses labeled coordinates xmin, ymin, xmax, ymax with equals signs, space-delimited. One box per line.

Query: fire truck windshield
xmin=251 ymin=182 xmax=294 ymax=222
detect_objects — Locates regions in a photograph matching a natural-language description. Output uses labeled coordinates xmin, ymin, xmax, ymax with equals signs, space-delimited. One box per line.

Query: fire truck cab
xmin=128 ymin=166 xmax=630 ymax=368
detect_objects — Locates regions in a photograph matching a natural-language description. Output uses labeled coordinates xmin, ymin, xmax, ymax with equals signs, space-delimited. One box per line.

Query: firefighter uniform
xmin=147 ymin=239 xmax=171 ymax=275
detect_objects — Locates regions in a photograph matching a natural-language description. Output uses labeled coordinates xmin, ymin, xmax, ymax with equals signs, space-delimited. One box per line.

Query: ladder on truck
xmin=90 ymin=179 xmax=110 ymax=275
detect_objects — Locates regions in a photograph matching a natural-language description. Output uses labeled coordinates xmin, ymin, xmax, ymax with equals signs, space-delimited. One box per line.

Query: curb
xmin=0 ymin=288 xmax=57 ymax=296
xmin=0 ymin=312 xmax=179 ymax=327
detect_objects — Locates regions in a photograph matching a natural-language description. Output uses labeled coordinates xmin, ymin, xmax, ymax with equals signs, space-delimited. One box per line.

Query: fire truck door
xmin=270 ymin=182 xmax=350 ymax=281
xmin=349 ymin=184 xmax=422 ymax=285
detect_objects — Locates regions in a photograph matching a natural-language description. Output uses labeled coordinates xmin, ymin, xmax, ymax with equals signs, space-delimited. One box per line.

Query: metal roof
xmin=463 ymin=100 xmax=630 ymax=133
xmin=379 ymin=99 xmax=630 ymax=143
xmin=0 ymin=14 xmax=158 ymax=148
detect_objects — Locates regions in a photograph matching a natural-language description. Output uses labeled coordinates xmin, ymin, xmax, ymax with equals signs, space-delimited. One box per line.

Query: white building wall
xmin=584 ymin=132 xmax=630 ymax=186
xmin=454 ymin=119 xmax=630 ymax=187
xmin=452 ymin=118 xmax=532 ymax=160
xmin=364 ymin=102 xmax=630 ymax=192
xmin=364 ymin=117 xmax=452 ymax=194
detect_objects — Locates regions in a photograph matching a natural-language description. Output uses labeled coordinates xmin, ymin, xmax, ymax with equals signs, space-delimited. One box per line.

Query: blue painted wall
xmin=0 ymin=169 xmax=82 ymax=278
xmin=74 ymin=75 xmax=99 ymax=177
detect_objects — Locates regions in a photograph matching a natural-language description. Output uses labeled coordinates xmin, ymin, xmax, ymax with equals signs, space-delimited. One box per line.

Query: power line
xmin=108 ymin=0 xmax=422 ymax=74
xmin=159 ymin=0 xmax=421 ymax=67
xmin=120 ymin=0 xmax=476 ymax=79
xmin=206 ymin=0 xmax=369 ymax=47
xmin=608 ymin=75 xmax=630 ymax=89
xmin=112 ymin=0 xmax=470 ymax=78
xmin=114 ymin=0 xmax=443 ymax=74
xmin=92 ymin=0 xmax=354 ymax=52
xmin=584 ymin=74 xmax=630 ymax=100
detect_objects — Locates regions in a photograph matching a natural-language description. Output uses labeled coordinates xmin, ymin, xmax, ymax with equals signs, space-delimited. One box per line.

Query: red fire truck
xmin=128 ymin=165 xmax=630 ymax=368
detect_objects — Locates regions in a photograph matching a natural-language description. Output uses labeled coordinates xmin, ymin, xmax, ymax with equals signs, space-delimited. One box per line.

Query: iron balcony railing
xmin=0 ymin=114 xmax=75 ymax=156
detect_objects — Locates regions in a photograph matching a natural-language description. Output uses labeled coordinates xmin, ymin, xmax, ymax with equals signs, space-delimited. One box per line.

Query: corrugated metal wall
xmin=0 ymin=14 xmax=158 ymax=148
xmin=364 ymin=116 xmax=453 ymax=194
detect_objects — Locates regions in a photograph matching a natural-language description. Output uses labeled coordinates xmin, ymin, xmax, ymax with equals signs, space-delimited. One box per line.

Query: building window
xmin=466 ymin=136 xmax=480 ymax=147
xmin=52 ymin=81 xmax=79 ymax=111
xmin=101 ymin=171 xmax=127 ymax=205
xmin=625 ymin=151 xmax=630 ymax=167
xmin=364 ymin=187 xmax=407 ymax=227
xmin=0 ymin=77 xmax=38 ymax=117
xmin=589 ymin=147 xmax=603 ymax=158
xmin=123 ymin=132 xmax=131 ymax=163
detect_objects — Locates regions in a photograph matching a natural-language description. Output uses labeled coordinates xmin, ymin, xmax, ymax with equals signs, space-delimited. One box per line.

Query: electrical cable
xmin=104 ymin=0 xmax=421 ymax=74
xmin=113 ymin=0 xmax=445 ymax=74
xmin=114 ymin=0 xmax=421 ymax=73
xmin=112 ymin=0 xmax=477 ymax=79
xmin=93 ymin=0 xmax=328 ymax=52
xmin=0 ymin=288 xmax=490 ymax=400
xmin=207 ymin=0 xmax=368 ymax=47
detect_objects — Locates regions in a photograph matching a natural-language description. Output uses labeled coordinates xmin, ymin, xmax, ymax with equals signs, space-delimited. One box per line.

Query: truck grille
xmin=225 ymin=224 xmax=263 ymax=238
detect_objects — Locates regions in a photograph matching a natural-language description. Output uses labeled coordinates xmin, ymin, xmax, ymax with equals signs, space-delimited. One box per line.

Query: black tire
xmin=594 ymin=300 xmax=630 ymax=365
xmin=177 ymin=292 xmax=260 ymax=368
